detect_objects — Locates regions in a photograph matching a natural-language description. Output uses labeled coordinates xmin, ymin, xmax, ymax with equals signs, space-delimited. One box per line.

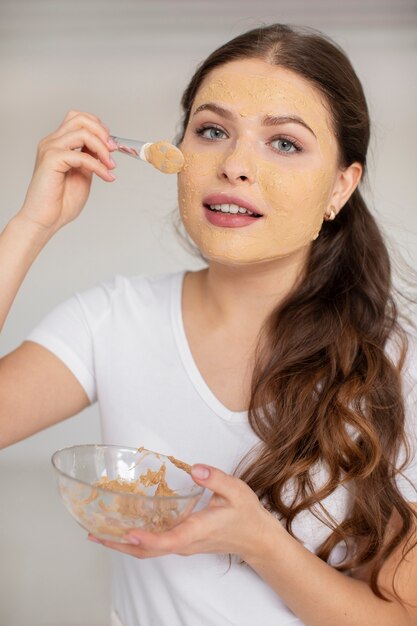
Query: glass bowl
xmin=51 ymin=444 xmax=205 ymax=543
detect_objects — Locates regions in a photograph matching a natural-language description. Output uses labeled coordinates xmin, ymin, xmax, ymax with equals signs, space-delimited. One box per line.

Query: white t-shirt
xmin=26 ymin=271 xmax=417 ymax=626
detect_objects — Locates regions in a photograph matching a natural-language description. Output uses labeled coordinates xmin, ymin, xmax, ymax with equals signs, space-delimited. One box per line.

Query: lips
xmin=202 ymin=194 xmax=264 ymax=217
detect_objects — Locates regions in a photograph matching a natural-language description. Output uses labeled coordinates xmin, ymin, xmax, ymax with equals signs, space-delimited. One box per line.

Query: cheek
xmin=257 ymin=160 xmax=333 ymax=240
xmin=176 ymin=148 xmax=336 ymax=263
xmin=178 ymin=151 xmax=221 ymax=221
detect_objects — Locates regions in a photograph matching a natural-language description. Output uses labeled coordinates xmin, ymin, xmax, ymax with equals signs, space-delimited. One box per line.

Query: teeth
xmin=209 ymin=203 xmax=257 ymax=216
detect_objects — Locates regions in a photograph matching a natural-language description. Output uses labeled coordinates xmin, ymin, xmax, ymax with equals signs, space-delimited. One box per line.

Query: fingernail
xmin=107 ymin=137 xmax=118 ymax=150
xmin=192 ymin=464 xmax=210 ymax=480
xmin=127 ymin=535 xmax=141 ymax=545
xmin=107 ymin=172 xmax=116 ymax=181
xmin=109 ymin=156 xmax=117 ymax=167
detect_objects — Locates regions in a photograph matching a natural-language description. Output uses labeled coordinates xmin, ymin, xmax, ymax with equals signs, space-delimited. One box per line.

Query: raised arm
xmin=0 ymin=111 xmax=116 ymax=448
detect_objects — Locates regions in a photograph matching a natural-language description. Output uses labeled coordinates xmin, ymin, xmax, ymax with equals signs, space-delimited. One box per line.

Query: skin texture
xmin=177 ymin=60 xmax=357 ymax=265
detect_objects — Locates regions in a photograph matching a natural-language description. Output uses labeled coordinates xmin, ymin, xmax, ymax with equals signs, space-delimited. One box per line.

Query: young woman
xmin=1 ymin=24 xmax=416 ymax=626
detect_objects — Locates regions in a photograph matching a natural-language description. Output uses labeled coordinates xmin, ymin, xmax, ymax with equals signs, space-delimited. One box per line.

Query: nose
xmin=217 ymin=141 xmax=257 ymax=184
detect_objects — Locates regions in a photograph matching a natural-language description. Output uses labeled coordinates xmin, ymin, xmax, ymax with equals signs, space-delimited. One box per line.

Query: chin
xmin=182 ymin=219 xmax=312 ymax=267
xmin=196 ymin=240 xmax=313 ymax=269
xmin=199 ymin=249 xmax=293 ymax=267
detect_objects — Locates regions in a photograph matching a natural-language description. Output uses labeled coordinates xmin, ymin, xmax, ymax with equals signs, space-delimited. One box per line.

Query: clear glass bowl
xmin=51 ymin=444 xmax=205 ymax=543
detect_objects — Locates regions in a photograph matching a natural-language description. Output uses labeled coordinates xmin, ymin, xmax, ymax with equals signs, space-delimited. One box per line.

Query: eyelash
xmin=194 ymin=124 xmax=304 ymax=155
xmin=195 ymin=125 xmax=227 ymax=141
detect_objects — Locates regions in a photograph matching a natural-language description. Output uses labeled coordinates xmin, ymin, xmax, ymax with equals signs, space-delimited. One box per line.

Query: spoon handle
xmin=109 ymin=135 xmax=151 ymax=161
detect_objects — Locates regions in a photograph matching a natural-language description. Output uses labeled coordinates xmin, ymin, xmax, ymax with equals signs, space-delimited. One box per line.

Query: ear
xmin=327 ymin=162 xmax=363 ymax=218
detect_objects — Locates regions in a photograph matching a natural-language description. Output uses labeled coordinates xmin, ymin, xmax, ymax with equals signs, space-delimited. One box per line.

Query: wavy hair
xmin=175 ymin=24 xmax=417 ymax=600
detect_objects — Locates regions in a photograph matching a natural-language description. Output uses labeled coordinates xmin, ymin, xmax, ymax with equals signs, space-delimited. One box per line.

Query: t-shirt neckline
xmin=170 ymin=271 xmax=248 ymax=423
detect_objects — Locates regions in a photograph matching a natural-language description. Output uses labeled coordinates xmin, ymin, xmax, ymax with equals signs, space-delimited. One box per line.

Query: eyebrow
xmin=192 ymin=102 xmax=317 ymax=139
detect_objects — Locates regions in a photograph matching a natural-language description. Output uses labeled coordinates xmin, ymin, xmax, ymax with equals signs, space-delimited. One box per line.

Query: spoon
xmin=110 ymin=135 xmax=184 ymax=174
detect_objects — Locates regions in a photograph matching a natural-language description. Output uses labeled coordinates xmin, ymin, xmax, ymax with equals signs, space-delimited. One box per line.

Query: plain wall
xmin=1 ymin=3 xmax=416 ymax=468
xmin=0 ymin=1 xmax=416 ymax=624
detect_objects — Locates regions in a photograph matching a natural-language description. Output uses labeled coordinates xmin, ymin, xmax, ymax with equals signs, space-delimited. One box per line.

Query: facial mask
xmin=178 ymin=61 xmax=338 ymax=264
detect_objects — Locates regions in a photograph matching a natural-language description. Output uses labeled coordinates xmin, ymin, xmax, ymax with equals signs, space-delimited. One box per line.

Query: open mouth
xmin=204 ymin=203 xmax=263 ymax=218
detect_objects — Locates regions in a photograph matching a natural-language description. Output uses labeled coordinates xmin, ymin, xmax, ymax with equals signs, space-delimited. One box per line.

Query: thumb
xmin=191 ymin=464 xmax=240 ymax=501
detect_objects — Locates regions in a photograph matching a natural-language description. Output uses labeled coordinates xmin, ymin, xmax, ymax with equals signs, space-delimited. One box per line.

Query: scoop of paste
xmin=145 ymin=140 xmax=185 ymax=174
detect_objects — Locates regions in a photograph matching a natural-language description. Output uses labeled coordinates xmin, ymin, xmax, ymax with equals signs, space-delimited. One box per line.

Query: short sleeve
xmin=395 ymin=331 xmax=417 ymax=502
xmin=25 ymin=281 xmax=114 ymax=404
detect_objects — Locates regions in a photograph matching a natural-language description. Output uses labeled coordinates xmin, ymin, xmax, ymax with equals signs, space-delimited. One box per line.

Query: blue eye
xmin=270 ymin=137 xmax=302 ymax=154
xmin=195 ymin=126 xmax=227 ymax=140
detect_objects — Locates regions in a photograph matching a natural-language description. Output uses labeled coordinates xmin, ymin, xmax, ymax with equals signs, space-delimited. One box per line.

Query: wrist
xmin=9 ymin=212 xmax=57 ymax=248
xmin=242 ymin=506 xmax=286 ymax=567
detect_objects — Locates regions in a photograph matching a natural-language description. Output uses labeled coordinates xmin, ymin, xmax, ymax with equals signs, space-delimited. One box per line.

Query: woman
xmin=1 ymin=24 xmax=416 ymax=626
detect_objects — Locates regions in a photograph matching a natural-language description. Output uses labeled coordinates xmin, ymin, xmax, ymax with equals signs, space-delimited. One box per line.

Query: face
xmin=177 ymin=58 xmax=342 ymax=265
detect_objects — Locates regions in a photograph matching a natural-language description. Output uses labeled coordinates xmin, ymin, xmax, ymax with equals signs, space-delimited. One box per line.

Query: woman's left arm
xmin=91 ymin=465 xmax=417 ymax=626
xmin=247 ymin=500 xmax=417 ymax=626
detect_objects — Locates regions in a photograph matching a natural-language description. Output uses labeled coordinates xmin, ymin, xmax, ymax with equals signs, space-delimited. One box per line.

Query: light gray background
xmin=1 ymin=1 xmax=416 ymax=625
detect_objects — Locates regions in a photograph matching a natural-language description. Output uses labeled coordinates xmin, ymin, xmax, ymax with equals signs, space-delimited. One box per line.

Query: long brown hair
xmin=176 ymin=24 xmax=417 ymax=600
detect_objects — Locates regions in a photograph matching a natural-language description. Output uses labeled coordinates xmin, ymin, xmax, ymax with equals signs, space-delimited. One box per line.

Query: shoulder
xmin=384 ymin=325 xmax=417 ymax=441
xmin=388 ymin=324 xmax=417 ymax=450
xmin=402 ymin=328 xmax=417 ymax=434
xmin=390 ymin=326 xmax=417 ymax=498
xmin=399 ymin=326 xmax=417 ymax=398
xmin=74 ymin=270 xmax=185 ymax=321
xmin=385 ymin=324 xmax=417 ymax=386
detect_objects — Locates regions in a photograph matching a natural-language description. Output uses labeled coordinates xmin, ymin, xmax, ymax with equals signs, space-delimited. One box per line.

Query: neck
xmin=197 ymin=247 xmax=309 ymax=334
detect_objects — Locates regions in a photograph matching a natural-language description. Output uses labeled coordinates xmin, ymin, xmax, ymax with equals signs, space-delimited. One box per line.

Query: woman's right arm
xmin=0 ymin=110 xmax=117 ymax=449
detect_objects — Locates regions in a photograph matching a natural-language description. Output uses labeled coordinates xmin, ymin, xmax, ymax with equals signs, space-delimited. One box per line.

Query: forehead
xmin=193 ymin=59 xmax=334 ymax=138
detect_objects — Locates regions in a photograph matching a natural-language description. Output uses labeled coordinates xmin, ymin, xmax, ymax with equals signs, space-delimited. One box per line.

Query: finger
xmin=52 ymin=112 xmax=113 ymax=151
xmin=191 ymin=464 xmax=245 ymax=502
xmin=62 ymin=109 xmax=109 ymax=134
xmin=125 ymin=517 xmax=202 ymax=555
xmin=87 ymin=534 xmax=149 ymax=556
xmin=127 ymin=524 xmax=184 ymax=550
xmin=46 ymin=129 xmax=115 ymax=170
xmin=44 ymin=148 xmax=116 ymax=182
xmin=90 ymin=532 xmax=178 ymax=559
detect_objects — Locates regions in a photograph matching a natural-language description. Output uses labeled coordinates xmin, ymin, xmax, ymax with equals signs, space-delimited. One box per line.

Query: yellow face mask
xmin=177 ymin=59 xmax=340 ymax=265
